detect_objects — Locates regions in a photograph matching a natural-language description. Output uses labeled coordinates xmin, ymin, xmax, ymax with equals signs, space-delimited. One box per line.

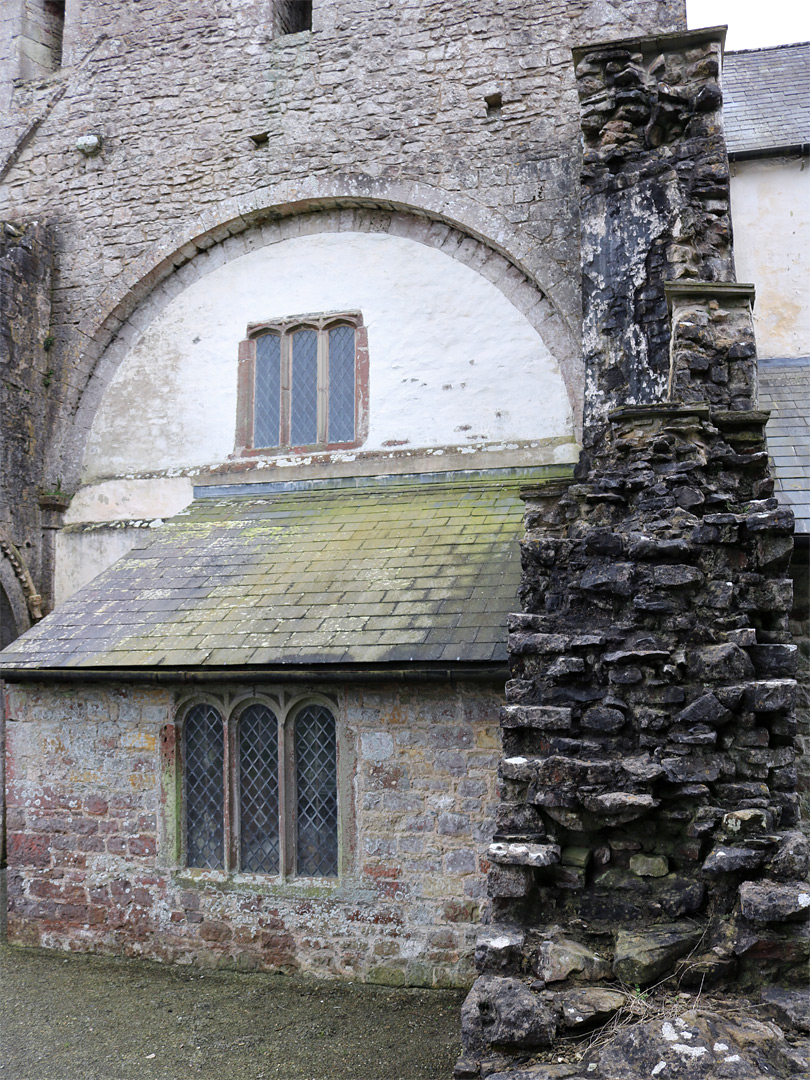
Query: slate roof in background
xmin=723 ymin=43 xmax=810 ymax=156
xmin=759 ymin=358 xmax=810 ymax=535
xmin=0 ymin=476 xmax=537 ymax=671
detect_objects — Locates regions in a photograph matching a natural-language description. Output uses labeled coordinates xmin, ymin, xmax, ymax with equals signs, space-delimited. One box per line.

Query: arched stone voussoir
xmin=55 ymin=192 xmax=584 ymax=486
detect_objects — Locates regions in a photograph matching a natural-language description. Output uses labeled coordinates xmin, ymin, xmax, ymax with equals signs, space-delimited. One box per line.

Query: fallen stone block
xmin=558 ymin=987 xmax=626 ymax=1029
xmin=474 ymin=929 xmax=525 ymax=974
xmin=460 ymin=976 xmax=556 ymax=1054
xmin=533 ymin=937 xmax=611 ymax=984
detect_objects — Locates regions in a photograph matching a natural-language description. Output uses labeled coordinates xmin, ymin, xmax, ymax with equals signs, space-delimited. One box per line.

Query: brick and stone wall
xmin=4 ymin=678 xmax=500 ymax=987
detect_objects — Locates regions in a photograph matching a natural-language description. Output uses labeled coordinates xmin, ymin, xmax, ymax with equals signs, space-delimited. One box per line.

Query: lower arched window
xmin=239 ymin=703 xmax=280 ymax=874
xmin=181 ymin=697 xmax=339 ymax=879
xmin=184 ymin=703 xmax=225 ymax=870
xmin=294 ymin=705 xmax=338 ymax=877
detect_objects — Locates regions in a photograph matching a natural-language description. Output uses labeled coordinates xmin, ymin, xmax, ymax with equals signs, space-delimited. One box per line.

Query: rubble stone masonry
xmin=456 ymin=29 xmax=808 ymax=1077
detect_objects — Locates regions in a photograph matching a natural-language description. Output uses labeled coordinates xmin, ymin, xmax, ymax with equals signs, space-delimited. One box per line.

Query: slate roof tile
xmin=0 ymin=478 xmax=531 ymax=671
xmin=724 ymin=43 xmax=810 ymax=154
xmin=759 ymin=357 xmax=810 ymax=534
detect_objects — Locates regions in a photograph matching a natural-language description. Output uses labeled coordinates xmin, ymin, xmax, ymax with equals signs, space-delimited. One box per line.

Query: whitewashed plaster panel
xmin=731 ymin=158 xmax=810 ymax=360
xmin=83 ymin=232 xmax=575 ymax=481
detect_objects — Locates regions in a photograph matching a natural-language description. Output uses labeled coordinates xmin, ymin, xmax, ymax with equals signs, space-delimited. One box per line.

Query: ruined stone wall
xmin=4 ymin=678 xmax=500 ymax=987
xmin=0 ymin=220 xmax=56 ymax=623
xmin=456 ymin=30 xmax=808 ymax=1078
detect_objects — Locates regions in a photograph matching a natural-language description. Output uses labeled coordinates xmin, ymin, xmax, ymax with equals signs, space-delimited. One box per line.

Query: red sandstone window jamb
xmin=235 ymin=312 xmax=369 ymax=457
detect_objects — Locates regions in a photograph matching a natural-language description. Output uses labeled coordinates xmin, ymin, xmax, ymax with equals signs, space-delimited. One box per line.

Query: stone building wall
xmin=0 ymin=0 xmax=684 ymax=497
xmin=4 ymin=677 xmax=501 ymax=986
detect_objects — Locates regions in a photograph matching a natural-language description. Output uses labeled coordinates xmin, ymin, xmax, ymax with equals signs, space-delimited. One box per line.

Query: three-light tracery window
xmin=235 ymin=313 xmax=368 ymax=456
xmin=182 ymin=699 xmax=339 ymax=878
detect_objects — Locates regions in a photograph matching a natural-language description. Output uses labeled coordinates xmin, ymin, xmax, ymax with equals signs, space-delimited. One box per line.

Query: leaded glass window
xmin=184 ymin=704 xmax=225 ymax=870
xmin=245 ymin=316 xmax=362 ymax=452
xmin=239 ymin=704 xmax=280 ymax=874
xmin=254 ymin=333 xmax=281 ymax=448
xmin=180 ymin=695 xmax=341 ymax=879
xmin=290 ymin=328 xmax=319 ymax=446
xmin=295 ymin=705 xmax=338 ymax=878
xmin=328 ymin=325 xmax=356 ymax=444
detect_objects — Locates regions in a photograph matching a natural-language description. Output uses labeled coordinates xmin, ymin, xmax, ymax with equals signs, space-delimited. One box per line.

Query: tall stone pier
xmin=456 ymin=28 xmax=808 ymax=1080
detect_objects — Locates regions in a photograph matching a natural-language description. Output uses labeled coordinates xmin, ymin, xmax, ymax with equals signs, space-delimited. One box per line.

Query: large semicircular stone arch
xmin=56 ymin=203 xmax=583 ymax=487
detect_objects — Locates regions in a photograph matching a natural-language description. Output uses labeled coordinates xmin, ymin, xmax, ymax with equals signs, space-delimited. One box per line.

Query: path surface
xmin=0 ymin=944 xmax=464 ymax=1080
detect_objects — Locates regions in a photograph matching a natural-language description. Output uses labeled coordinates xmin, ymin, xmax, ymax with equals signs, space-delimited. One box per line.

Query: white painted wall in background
xmin=731 ymin=158 xmax=810 ymax=360
xmin=83 ymin=231 xmax=575 ymax=481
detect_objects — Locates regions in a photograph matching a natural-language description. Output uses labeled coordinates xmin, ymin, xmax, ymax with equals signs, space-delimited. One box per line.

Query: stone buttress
xmin=456 ymin=28 xmax=808 ymax=1079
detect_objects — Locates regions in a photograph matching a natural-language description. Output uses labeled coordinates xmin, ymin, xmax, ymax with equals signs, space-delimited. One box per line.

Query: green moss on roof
xmin=0 ymin=475 xmax=556 ymax=670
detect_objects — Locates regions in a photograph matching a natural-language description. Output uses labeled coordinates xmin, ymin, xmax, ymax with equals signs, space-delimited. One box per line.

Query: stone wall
xmin=0 ymin=220 xmax=57 ymax=625
xmin=455 ymin=29 xmax=808 ymax=1078
xmin=4 ymin=677 xmax=500 ymax=987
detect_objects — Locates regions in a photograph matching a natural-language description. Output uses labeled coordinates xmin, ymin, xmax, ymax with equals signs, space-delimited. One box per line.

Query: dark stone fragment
xmin=743 ymin=680 xmax=796 ymax=713
xmin=744 ymin=508 xmax=794 ymax=534
xmin=702 ymin=846 xmax=766 ymax=873
xmin=609 ymin=666 xmax=643 ymax=685
xmin=673 ymin=486 xmax=704 ymax=509
xmin=760 ymin=987 xmax=810 ymax=1033
xmin=460 ymin=976 xmax=556 ymax=1053
xmin=627 ymin=536 xmax=691 ymax=560
xmin=714 ymin=782 xmax=770 ymax=805
xmin=582 ymin=706 xmax=626 ymax=733
xmin=584 ymin=529 xmax=623 ymax=556
xmin=748 ymin=645 xmax=797 ymax=677
xmin=655 ymin=875 xmax=706 ymax=918
xmin=474 ymin=930 xmax=525 ymax=975
xmin=668 ymin=723 xmax=717 ymax=745
xmin=613 ymin=923 xmax=703 ymax=984
xmin=739 ymin=881 xmax=810 ymax=923
xmin=766 ymin=832 xmax=810 ymax=882
xmin=689 ymin=643 xmax=755 ymax=681
xmin=580 ymin=563 xmax=635 ymax=595
xmin=661 ymin=755 xmax=722 ymax=783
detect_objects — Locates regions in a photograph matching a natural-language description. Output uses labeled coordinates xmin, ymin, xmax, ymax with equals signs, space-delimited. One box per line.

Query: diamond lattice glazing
xmin=184 ymin=703 xmax=224 ymax=869
xmin=239 ymin=704 xmax=280 ymax=873
xmin=254 ymin=332 xmax=281 ymax=447
xmin=295 ymin=705 xmax=338 ymax=877
xmin=328 ymin=325 xmax=355 ymax=443
xmin=291 ymin=328 xmax=318 ymax=445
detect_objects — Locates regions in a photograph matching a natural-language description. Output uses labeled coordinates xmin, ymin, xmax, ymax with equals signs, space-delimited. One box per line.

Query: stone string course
xmin=456 ymin=30 xmax=808 ymax=1079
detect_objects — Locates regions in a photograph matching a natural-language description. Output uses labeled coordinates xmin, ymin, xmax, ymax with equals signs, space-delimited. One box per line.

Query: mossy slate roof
xmin=0 ymin=480 xmax=528 ymax=670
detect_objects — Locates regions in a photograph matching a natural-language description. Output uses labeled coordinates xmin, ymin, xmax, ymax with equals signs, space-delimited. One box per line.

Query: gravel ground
xmin=0 ymin=944 xmax=465 ymax=1080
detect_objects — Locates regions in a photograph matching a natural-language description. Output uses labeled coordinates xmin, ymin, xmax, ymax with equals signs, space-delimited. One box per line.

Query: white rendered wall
xmin=731 ymin=157 xmax=810 ymax=360
xmin=83 ymin=232 xmax=575 ymax=481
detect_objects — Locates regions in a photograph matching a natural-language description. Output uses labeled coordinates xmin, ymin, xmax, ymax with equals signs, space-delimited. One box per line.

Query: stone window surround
xmin=167 ymin=689 xmax=353 ymax=885
xmin=235 ymin=311 xmax=370 ymax=457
